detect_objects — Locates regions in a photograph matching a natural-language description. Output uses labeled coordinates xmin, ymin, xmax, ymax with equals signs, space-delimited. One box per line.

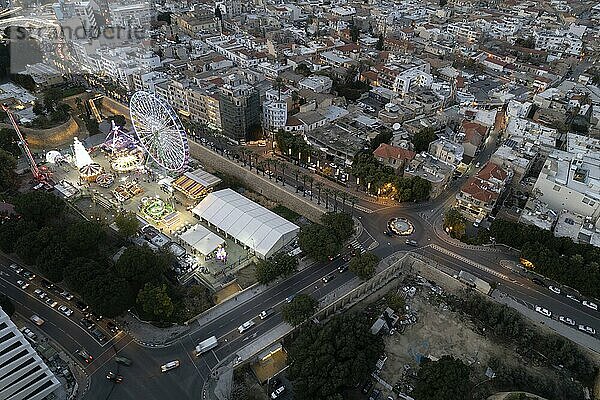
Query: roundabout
xmin=387 ymin=217 xmax=415 ymax=236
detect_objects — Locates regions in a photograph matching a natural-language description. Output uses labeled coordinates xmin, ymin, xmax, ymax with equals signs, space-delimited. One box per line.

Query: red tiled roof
xmin=477 ymin=162 xmax=508 ymax=181
xmin=286 ymin=116 xmax=303 ymax=126
xmin=461 ymin=121 xmax=488 ymax=146
xmin=361 ymin=71 xmax=378 ymax=81
xmin=461 ymin=176 xmax=500 ymax=203
xmin=373 ymin=143 xmax=416 ymax=162
xmin=337 ymin=43 xmax=360 ymax=53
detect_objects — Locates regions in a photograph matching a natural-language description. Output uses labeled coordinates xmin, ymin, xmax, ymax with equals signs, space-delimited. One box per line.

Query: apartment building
xmin=404 ymin=153 xmax=454 ymax=199
xmin=456 ymin=162 xmax=511 ymax=221
xmin=0 ymin=308 xmax=61 ymax=400
xmin=109 ymin=2 xmax=154 ymax=28
xmin=219 ymin=74 xmax=262 ymax=142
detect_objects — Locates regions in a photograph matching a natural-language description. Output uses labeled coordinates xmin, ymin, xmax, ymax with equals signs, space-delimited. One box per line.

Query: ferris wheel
xmin=129 ymin=91 xmax=189 ymax=171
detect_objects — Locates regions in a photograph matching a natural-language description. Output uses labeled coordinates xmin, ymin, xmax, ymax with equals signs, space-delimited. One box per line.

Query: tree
xmin=0 ymin=219 xmax=35 ymax=253
xmin=320 ymin=212 xmax=354 ymax=241
xmin=137 ymin=283 xmax=174 ymax=321
xmin=281 ymin=294 xmax=317 ymax=326
xmin=411 ymin=177 xmax=431 ymax=202
xmin=13 ymin=191 xmax=64 ymax=225
xmin=412 ymin=127 xmax=437 ymax=153
xmin=115 ymin=245 xmax=171 ymax=291
xmin=386 ymin=290 xmax=405 ymax=312
xmin=370 ymin=130 xmax=393 ymax=150
xmin=36 ymin=242 xmax=69 ymax=282
xmin=32 ymin=102 xmax=45 ymax=116
xmin=0 ymin=128 xmax=21 ymax=156
xmin=349 ymin=252 xmax=379 ymax=280
xmin=298 ymin=223 xmax=341 ymax=262
xmin=255 ymin=252 xmax=298 ymax=284
xmin=349 ymin=19 xmax=360 ymax=42
xmin=444 ymin=208 xmax=466 ymax=239
xmin=0 ymin=149 xmax=17 ymax=192
xmin=412 ymin=355 xmax=471 ymax=400
xmin=84 ymin=271 xmax=131 ymax=317
xmin=65 ymin=220 xmax=106 ymax=256
xmin=114 ymin=211 xmax=140 ymax=238
xmin=0 ymin=294 xmax=15 ymax=316
xmin=288 ymin=314 xmax=384 ymax=399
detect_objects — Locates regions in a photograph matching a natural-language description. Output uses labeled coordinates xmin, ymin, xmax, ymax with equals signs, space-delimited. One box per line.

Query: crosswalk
xmin=349 ymin=238 xmax=365 ymax=254
xmin=430 ymin=244 xmax=509 ymax=281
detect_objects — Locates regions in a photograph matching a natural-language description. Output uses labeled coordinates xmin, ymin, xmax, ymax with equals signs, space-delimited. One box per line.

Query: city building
xmin=404 ymin=153 xmax=454 ymax=199
xmin=456 ymin=162 xmax=511 ymax=222
xmin=0 ymin=307 xmax=61 ymax=400
xmin=373 ymin=143 xmax=416 ymax=172
xmin=192 ymin=189 xmax=299 ymax=259
xmin=219 ymin=74 xmax=262 ymax=142
xmin=109 ymin=2 xmax=154 ymax=28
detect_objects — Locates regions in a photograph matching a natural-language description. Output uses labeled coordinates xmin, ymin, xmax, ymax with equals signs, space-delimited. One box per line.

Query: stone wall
xmin=1 ymin=116 xmax=80 ymax=149
xmin=189 ymin=141 xmax=324 ymax=222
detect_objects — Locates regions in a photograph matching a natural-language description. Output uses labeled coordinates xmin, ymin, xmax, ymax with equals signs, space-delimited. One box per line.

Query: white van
xmin=238 ymin=320 xmax=255 ymax=334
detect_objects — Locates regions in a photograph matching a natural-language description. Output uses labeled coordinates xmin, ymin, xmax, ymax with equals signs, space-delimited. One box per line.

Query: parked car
xmin=44 ymin=297 xmax=58 ymax=308
xmin=33 ymin=289 xmax=46 ymax=299
xmin=369 ymin=389 xmax=381 ymax=400
xmin=20 ymin=326 xmax=37 ymax=341
xmin=566 ymin=294 xmax=581 ymax=302
xmin=548 ymin=285 xmax=561 ymax=294
xmin=578 ymin=325 xmax=596 ymax=335
xmin=270 ymin=385 xmax=285 ymax=399
xmin=531 ymin=277 xmax=545 ymax=286
xmin=405 ymin=239 xmax=418 ymax=247
xmin=75 ymin=301 xmax=89 ymax=312
xmin=91 ymin=328 xmax=106 ymax=343
xmin=559 ymin=316 xmax=575 ymax=326
xmin=80 ymin=318 xmax=95 ymax=331
xmin=60 ymin=291 xmax=74 ymax=301
xmin=9 ymin=263 xmax=23 ymax=274
xmin=58 ymin=305 xmax=73 ymax=316
xmin=583 ymin=300 xmax=598 ymax=311
xmin=41 ymin=279 xmax=54 ymax=290
xmin=22 ymin=271 xmax=35 ymax=280
xmin=362 ymin=381 xmax=374 ymax=394
xmin=160 ymin=360 xmax=180 ymax=372
xmin=107 ymin=321 xmax=120 ymax=334
xmin=534 ymin=306 xmax=551 ymax=317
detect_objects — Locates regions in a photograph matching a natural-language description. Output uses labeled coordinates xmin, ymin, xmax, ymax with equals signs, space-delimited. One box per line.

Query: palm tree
xmin=280 ymin=161 xmax=286 ymax=187
xmin=266 ymin=158 xmax=272 ymax=179
xmin=349 ymin=195 xmax=358 ymax=217
xmin=307 ymin=176 xmax=314 ymax=200
xmin=315 ymin=181 xmax=323 ymax=205
xmin=323 ymin=188 xmax=331 ymax=209
xmin=329 ymin=189 xmax=338 ymax=212
xmin=293 ymin=169 xmax=300 ymax=192
xmin=340 ymin=191 xmax=348 ymax=214
xmin=301 ymin=174 xmax=308 ymax=196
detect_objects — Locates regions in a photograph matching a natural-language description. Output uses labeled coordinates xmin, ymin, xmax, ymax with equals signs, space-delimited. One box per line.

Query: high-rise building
xmin=219 ymin=75 xmax=261 ymax=142
xmin=0 ymin=308 xmax=61 ymax=400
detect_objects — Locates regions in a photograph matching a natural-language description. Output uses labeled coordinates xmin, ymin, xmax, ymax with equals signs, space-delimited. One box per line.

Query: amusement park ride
xmin=2 ymin=104 xmax=52 ymax=183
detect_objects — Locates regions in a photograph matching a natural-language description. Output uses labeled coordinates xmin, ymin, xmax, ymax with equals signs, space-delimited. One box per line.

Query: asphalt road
xmin=2 ymin=138 xmax=599 ymax=399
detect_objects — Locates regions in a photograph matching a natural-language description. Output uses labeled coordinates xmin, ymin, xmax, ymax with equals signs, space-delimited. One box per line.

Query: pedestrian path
xmin=430 ymin=244 xmax=509 ymax=281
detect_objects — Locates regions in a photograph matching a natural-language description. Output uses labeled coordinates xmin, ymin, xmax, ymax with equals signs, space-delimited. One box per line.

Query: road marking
xmin=429 ymin=244 xmax=509 ymax=280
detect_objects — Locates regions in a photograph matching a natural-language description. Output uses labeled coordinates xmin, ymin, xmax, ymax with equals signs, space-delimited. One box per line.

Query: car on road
xmin=327 ymin=253 xmax=341 ymax=261
xmin=405 ymin=239 xmax=418 ymax=247
xmin=60 ymin=291 xmax=73 ymax=301
xmin=559 ymin=316 xmax=575 ymax=326
xmin=238 ymin=320 xmax=255 ymax=334
xmin=77 ymin=349 xmax=93 ymax=363
xmin=342 ymin=255 xmax=351 ymax=262
xmin=16 ymin=280 xmax=29 ymax=289
xmin=548 ymin=285 xmax=561 ymax=294
xmin=58 ymin=305 xmax=73 ymax=316
xmin=270 ymin=385 xmax=285 ymax=399
xmin=107 ymin=321 xmax=120 ymax=334
xmin=80 ymin=318 xmax=95 ymax=330
xmin=322 ymin=274 xmax=335 ymax=283
xmin=285 ymin=295 xmax=296 ymax=303
xmin=583 ymin=300 xmax=598 ymax=311
xmin=369 ymin=388 xmax=381 ymax=400
xmin=30 ymin=315 xmax=44 ymax=326
xmin=259 ymin=309 xmax=274 ymax=320
xmin=33 ymin=289 xmax=46 ymax=299
xmin=115 ymin=356 xmax=132 ymax=366
xmin=44 ymin=298 xmax=58 ymax=308
xmin=578 ymin=325 xmax=596 ymax=335
xmin=160 ymin=360 xmax=180 ymax=372
xmin=106 ymin=371 xmax=123 ymax=383
xmin=534 ymin=306 xmax=551 ymax=317
xmin=531 ymin=277 xmax=544 ymax=286
xmin=566 ymin=294 xmax=580 ymax=302
xmin=9 ymin=263 xmax=23 ymax=274
xmin=85 ymin=312 xmax=103 ymax=322
xmin=338 ymin=264 xmax=349 ymax=273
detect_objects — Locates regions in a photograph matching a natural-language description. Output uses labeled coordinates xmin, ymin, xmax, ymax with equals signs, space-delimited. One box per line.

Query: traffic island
xmin=387 ymin=217 xmax=415 ymax=236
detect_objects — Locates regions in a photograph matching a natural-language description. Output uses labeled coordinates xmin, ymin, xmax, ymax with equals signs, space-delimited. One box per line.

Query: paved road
xmin=3 ymin=138 xmax=600 ymax=399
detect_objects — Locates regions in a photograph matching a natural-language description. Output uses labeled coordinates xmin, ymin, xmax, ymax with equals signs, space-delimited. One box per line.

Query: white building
xmin=0 ymin=308 xmax=61 ymax=400
xmin=393 ymin=67 xmax=433 ymax=95
xmin=298 ymin=75 xmax=333 ymax=93
xmin=192 ymin=189 xmax=299 ymax=259
xmin=263 ymin=99 xmax=287 ymax=132
xmin=109 ymin=2 xmax=154 ymax=28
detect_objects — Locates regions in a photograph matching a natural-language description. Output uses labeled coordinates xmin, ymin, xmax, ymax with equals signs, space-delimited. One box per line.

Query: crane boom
xmin=2 ymin=104 xmax=43 ymax=181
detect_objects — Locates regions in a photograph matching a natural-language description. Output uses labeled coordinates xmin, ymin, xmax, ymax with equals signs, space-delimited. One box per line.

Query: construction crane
xmin=2 ymin=104 xmax=49 ymax=182
xmin=88 ymin=95 xmax=103 ymax=123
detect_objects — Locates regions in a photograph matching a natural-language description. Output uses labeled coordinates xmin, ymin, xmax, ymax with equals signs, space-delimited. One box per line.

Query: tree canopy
xmin=444 ymin=208 xmax=466 ymax=239
xmin=0 ymin=128 xmax=20 ymax=156
xmin=349 ymin=252 xmax=379 ymax=280
xmin=13 ymin=191 xmax=64 ymax=225
xmin=115 ymin=245 xmax=171 ymax=292
xmin=288 ymin=314 xmax=384 ymax=399
xmin=411 ymin=127 xmax=437 ymax=153
xmin=255 ymin=252 xmax=298 ymax=284
xmin=114 ymin=211 xmax=140 ymax=238
xmin=137 ymin=283 xmax=175 ymax=321
xmin=412 ymin=355 xmax=471 ymax=400
xmin=0 ymin=149 xmax=17 ymax=192
xmin=281 ymin=294 xmax=318 ymax=326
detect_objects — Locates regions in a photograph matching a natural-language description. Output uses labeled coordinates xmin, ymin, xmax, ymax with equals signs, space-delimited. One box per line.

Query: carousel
xmin=103 ymin=122 xmax=145 ymax=173
xmin=73 ymin=137 xmax=104 ymax=182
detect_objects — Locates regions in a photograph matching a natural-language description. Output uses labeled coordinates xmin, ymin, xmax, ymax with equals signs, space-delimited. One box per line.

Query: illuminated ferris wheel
xmin=129 ymin=91 xmax=189 ymax=171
